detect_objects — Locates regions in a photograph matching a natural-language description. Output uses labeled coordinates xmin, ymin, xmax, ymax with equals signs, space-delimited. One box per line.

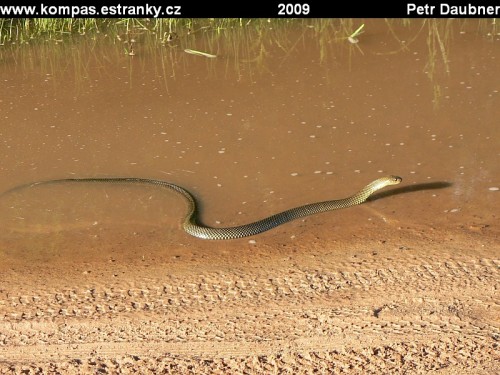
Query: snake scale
xmin=13 ymin=175 xmax=402 ymax=240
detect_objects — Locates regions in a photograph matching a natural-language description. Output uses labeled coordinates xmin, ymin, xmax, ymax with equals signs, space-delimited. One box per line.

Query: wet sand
xmin=0 ymin=19 xmax=499 ymax=373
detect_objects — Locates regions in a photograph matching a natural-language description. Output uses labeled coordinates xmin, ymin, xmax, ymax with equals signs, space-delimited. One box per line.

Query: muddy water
xmin=0 ymin=19 xmax=498 ymax=264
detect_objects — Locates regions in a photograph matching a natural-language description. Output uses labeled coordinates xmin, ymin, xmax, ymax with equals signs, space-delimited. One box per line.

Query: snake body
xmin=18 ymin=175 xmax=401 ymax=240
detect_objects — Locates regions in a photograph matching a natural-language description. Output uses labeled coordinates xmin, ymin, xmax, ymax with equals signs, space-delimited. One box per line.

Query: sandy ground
xmin=0 ymin=221 xmax=498 ymax=374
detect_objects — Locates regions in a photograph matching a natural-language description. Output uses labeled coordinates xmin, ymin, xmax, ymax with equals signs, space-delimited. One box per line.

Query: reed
xmin=0 ymin=18 xmax=289 ymax=44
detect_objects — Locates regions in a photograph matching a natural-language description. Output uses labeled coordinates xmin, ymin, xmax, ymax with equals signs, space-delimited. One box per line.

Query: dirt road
xmin=1 ymin=223 xmax=498 ymax=374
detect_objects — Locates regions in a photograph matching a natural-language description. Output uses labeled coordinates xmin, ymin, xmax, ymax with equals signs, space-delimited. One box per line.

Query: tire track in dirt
xmin=1 ymin=256 xmax=497 ymax=322
xmin=1 ymin=242 xmax=498 ymax=373
xmin=0 ymin=335 xmax=496 ymax=374
xmin=1 ymin=303 xmax=498 ymax=347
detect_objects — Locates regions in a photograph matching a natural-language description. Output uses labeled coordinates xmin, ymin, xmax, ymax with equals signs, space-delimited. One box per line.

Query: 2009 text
xmin=277 ymin=3 xmax=310 ymax=15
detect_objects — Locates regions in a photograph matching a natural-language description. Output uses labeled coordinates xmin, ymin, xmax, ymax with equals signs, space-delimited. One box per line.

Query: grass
xmin=0 ymin=18 xmax=103 ymax=43
xmin=0 ymin=18 xmax=290 ymax=45
xmin=347 ymin=23 xmax=364 ymax=43
xmin=183 ymin=48 xmax=217 ymax=58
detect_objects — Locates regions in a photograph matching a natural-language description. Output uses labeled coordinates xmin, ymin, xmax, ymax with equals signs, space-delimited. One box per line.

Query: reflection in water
xmin=370 ymin=181 xmax=453 ymax=201
xmin=0 ymin=19 xmax=467 ymax=95
xmin=0 ymin=19 xmax=499 ymax=254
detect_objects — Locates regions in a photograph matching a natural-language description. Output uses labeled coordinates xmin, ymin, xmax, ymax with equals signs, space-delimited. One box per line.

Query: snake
xmin=4 ymin=175 xmax=402 ymax=240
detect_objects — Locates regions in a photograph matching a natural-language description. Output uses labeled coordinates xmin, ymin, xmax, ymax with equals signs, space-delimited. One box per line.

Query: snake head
xmin=388 ymin=175 xmax=403 ymax=185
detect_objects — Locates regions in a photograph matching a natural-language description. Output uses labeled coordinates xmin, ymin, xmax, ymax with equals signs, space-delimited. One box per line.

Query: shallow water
xmin=0 ymin=19 xmax=498 ymax=262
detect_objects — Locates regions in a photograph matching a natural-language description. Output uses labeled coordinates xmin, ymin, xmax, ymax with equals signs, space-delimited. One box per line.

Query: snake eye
xmin=392 ymin=176 xmax=402 ymax=183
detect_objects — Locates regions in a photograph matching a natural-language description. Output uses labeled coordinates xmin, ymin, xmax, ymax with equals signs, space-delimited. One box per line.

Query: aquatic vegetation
xmin=1 ymin=18 xmax=498 ymax=107
xmin=347 ymin=23 xmax=364 ymax=44
xmin=0 ymin=18 xmax=283 ymax=44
